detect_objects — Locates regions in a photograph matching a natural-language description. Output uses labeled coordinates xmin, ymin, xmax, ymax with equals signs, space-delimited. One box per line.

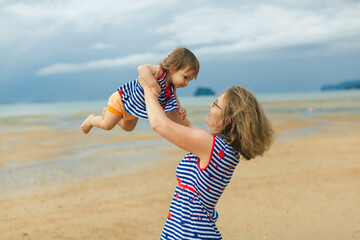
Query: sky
xmin=1 ymin=0 xmax=360 ymax=103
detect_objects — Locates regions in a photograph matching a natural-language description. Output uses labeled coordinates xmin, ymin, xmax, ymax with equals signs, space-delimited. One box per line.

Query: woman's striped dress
xmin=161 ymin=134 xmax=240 ymax=240
xmin=118 ymin=69 xmax=178 ymax=119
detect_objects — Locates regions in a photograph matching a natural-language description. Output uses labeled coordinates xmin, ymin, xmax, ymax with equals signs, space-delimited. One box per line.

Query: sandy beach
xmin=0 ymin=96 xmax=360 ymax=239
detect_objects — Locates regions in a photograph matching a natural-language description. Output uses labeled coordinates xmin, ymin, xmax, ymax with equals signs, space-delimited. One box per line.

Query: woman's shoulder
xmin=199 ymin=135 xmax=240 ymax=179
xmin=213 ymin=135 xmax=240 ymax=160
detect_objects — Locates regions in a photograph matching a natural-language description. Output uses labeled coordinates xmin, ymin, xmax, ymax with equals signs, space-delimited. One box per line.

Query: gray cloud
xmin=37 ymin=52 xmax=162 ymax=75
xmin=90 ymin=43 xmax=114 ymax=50
xmin=156 ymin=3 xmax=360 ymax=56
xmin=1 ymin=0 xmax=359 ymax=85
xmin=0 ymin=0 xmax=170 ymax=45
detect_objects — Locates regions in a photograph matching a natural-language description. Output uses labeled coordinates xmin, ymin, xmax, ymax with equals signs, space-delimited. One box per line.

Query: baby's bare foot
xmin=81 ymin=114 xmax=95 ymax=134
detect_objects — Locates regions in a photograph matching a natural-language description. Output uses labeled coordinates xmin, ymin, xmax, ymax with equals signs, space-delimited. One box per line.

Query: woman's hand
xmin=138 ymin=65 xmax=161 ymax=97
xmin=154 ymin=65 xmax=163 ymax=79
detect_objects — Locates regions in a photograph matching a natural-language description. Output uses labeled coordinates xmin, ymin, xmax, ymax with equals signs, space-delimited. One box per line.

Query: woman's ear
xmin=226 ymin=117 xmax=231 ymax=126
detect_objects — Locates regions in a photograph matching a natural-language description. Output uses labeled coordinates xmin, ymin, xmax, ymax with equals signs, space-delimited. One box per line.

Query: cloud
xmin=36 ymin=52 xmax=163 ymax=75
xmin=90 ymin=43 xmax=114 ymax=50
xmin=155 ymin=3 xmax=360 ymax=57
xmin=17 ymin=0 xmax=360 ymax=76
xmin=0 ymin=0 xmax=168 ymax=45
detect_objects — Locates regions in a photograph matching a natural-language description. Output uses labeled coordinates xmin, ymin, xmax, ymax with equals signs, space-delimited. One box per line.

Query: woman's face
xmin=206 ymin=93 xmax=226 ymax=134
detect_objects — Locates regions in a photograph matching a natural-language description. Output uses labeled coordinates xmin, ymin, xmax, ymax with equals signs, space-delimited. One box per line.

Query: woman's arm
xmin=139 ymin=75 xmax=214 ymax=167
xmin=165 ymin=110 xmax=198 ymax=129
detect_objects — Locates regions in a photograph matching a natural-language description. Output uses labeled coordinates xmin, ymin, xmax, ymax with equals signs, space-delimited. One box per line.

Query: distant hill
xmin=321 ymin=79 xmax=360 ymax=91
xmin=194 ymin=87 xmax=215 ymax=96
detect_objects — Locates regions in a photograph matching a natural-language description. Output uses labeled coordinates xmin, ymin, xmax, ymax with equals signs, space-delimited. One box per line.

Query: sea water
xmin=0 ymin=89 xmax=359 ymax=117
xmin=0 ymin=90 xmax=359 ymax=196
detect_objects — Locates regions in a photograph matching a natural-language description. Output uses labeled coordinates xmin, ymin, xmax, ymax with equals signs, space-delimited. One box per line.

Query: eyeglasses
xmin=212 ymin=100 xmax=222 ymax=110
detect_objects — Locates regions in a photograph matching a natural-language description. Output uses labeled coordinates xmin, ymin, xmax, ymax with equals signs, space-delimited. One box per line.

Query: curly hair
xmin=159 ymin=47 xmax=200 ymax=79
xmin=218 ymin=86 xmax=274 ymax=160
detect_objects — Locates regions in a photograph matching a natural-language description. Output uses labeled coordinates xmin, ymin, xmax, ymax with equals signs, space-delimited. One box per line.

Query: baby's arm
xmin=173 ymin=88 xmax=187 ymax=120
xmin=137 ymin=64 xmax=162 ymax=97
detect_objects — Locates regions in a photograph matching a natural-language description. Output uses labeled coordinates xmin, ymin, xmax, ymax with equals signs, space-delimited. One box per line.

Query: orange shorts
xmin=107 ymin=92 xmax=137 ymax=120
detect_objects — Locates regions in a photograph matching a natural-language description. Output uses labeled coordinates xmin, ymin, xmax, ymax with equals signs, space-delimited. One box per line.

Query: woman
xmin=138 ymin=65 xmax=274 ymax=239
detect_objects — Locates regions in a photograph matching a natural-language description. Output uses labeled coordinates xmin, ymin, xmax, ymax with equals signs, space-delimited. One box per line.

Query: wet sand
xmin=0 ymin=102 xmax=359 ymax=239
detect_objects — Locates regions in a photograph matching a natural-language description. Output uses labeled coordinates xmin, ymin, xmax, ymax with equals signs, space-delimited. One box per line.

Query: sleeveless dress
xmin=161 ymin=134 xmax=240 ymax=240
xmin=118 ymin=68 xmax=178 ymax=119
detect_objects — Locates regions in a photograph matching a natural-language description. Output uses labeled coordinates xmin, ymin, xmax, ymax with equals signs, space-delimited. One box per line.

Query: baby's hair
xmin=159 ymin=47 xmax=200 ymax=79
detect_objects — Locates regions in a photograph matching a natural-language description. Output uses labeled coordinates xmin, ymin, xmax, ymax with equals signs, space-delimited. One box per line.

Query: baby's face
xmin=170 ymin=67 xmax=195 ymax=88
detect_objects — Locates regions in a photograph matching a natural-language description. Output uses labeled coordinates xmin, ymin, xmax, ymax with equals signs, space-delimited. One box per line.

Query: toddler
xmin=81 ymin=47 xmax=199 ymax=134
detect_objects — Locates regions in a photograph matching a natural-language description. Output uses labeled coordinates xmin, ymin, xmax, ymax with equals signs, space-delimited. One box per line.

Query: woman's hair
xmin=159 ymin=47 xmax=200 ymax=79
xmin=218 ymin=86 xmax=274 ymax=160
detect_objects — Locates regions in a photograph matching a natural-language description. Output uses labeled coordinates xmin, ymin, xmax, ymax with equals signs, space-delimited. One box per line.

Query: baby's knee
xmin=102 ymin=123 xmax=116 ymax=131
xmin=122 ymin=125 xmax=135 ymax=132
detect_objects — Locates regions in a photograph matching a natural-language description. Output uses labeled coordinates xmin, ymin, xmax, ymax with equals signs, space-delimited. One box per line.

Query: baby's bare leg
xmin=102 ymin=107 xmax=107 ymax=116
xmin=117 ymin=117 xmax=139 ymax=132
xmin=81 ymin=109 xmax=122 ymax=134
xmin=92 ymin=110 xmax=122 ymax=130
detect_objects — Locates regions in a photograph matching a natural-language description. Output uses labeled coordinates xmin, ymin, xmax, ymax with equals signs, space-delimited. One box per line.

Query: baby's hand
xmin=179 ymin=107 xmax=187 ymax=120
xmin=154 ymin=65 xmax=163 ymax=79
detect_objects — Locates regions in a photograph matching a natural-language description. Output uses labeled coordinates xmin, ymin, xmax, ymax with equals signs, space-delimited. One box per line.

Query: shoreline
xmin=1 ymin=89 xmax=360 ymax=117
